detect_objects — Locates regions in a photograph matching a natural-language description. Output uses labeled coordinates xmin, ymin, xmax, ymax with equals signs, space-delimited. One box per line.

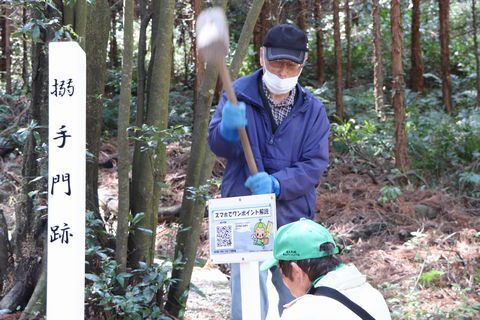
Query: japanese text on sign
xmin=50 ymin=223 xmax=73 ymax=244
xmin=50 ymin=173 xmax=71 ymax=196
xmin=53 ymin=125 xmax=71 ymax=148
xmin=213 ymin=206 xmax=271 ymax=221
xmin=208 ymin=194 xmax=276 ymax=264
xmin=50 ymin=78 xmax=75 ymax=97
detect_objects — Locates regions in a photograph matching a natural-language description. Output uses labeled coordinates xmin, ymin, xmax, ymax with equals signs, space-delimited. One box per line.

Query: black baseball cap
xmin=262 ymin=24 xmax=308 ymax=64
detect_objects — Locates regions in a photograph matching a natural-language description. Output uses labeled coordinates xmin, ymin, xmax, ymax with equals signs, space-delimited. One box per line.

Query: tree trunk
xmin=391 ymin=0 xmax=410 ymax=172
xmin=0 ymin=210 xmax=9 ymax=293
xmin=345 ymin=0 xmax=352 ymax=88
xmin=372 ymin=0 xmax=384 ymax=112
xmin=0 ymin=6 xmax=12 ymax=94
xmin=253 ymin=0 xmax=279 ymax=70
xmin=129 ymin=0 xmax=175 ymax=266
xmin=74 ymin=0 xmax=87 ymax=49
xmin=315 ymin=0 xmax=325 ymax=85
xmin=19 ymin=247 xmax=46 ymax=320
xmin=0 ymin=7 xmax=5 ymax=74
xmin=0 ymin=4 xmax=52 ymax=308
xmin=149 ymin=0 xmax=176 ymax=265
xmin=145 ymin=0 xmax=159 ymax=98
xmin=131 ymin=0 xmax=149 ymax=218
xmin=130 ymin=0 xmax=154 ymax=266
xmin=410 ymin=0 xmax=424 ymax=93
xmin=4 ymin=8 xmax=13 ymax=94
xmin=182 ymin=26 xmax=189 ymax=85
xmin=62 ymin=0 xmax=87 ymax=49
xmin=22 ymin=6 xmax=29 ymax=92
xmin=109 ymin=0 xmax=121 ymax=69
xmin=115 ymin=0 xmax=134 ymax=273
xmin=230 ymin=0 xmax=266 ymax=78
xmin=170 ymin=33 xmax=175 ymax=82
xmin=438 ymin=0 xmax=453 ymax=113
xmin=165 ymin=63 xmax=220 ymax=318
xmin=134 ymin=0 xmax=148 ymax=127
xmin=165 ymin=0 xmax=264 ymax=316
xmin=61 ymin=0 xmax=89 ymax=50
xmin=297 ymin=0 xmax=307 ymax=30
xmin=63 ymin=1 xmax=74 ymax=26
xmin=473 ymin=0 xmax=480 ymax=107
xmin=0 ymin=254 xmax=41 ymax=312
xmin=333 ymin=0 xmax=345 ymax=120
xmin=192 ymin=0 xmax=203 ymax=111
xmin=134 ymin=0 xmax=161 ymax=212
xmin=85 ymin=0 xmax=110 ymax=224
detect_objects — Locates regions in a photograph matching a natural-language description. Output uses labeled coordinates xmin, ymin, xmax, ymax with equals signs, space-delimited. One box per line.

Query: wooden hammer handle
xmin=218 ymin=63 xmax=258 ymax=175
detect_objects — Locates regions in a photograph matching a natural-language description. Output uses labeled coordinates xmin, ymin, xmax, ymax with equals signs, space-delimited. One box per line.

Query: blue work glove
xmin=245 ymin=172 xmax=281 ymax=197
xmin=220 ymin=101 xmax=247 ymax=142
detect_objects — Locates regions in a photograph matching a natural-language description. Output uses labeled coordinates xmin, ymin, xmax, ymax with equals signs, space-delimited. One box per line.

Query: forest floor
xmin=97 ymin=141 xmax=480 ymax=319
xmin=1 ymin=140 xmax=480 ymax=319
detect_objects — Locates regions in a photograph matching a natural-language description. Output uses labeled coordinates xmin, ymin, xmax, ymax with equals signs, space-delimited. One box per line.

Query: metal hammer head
xmin=196 ymin=7 xmax=229 ymax=63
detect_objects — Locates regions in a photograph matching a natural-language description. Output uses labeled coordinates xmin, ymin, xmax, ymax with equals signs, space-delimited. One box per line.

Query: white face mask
xmin=262 ymin=68 xmax=300 ymax=95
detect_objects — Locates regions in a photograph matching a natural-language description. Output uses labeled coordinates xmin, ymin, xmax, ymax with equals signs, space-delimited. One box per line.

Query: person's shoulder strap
xmin=311 ymin=286 xmax=376 ymax=320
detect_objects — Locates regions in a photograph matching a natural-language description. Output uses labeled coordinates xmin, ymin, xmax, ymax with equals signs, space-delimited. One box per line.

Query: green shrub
xmin=85 ymin=256 xmax=174 ymax=320
xmin=418 ymin=269 xmax=444 ymax=287
xmin=85 ymin=213 xmax=174 ymax=319
xmin=408 ymin=108 xmax=480 ymax=181
xmin=331 ymin=117 xmax=393 ymax=160
xmin=378 ymin=186 xmax=402 ymax=204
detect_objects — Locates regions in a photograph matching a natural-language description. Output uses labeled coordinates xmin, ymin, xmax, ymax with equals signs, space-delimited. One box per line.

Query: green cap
xmin=260 ymin=218 xmax=339 ymax=271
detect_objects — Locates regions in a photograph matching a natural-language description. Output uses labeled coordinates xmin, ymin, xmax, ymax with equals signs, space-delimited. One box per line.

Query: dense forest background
xmin=0 ymin=0 xmax=479 ymax=319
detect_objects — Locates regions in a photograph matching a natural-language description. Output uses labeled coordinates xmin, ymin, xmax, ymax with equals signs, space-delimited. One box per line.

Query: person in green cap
xmin=260 ymin=218 xmax=391 ymax=320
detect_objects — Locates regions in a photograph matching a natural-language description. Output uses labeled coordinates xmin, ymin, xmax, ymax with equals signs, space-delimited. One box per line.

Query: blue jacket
xmin=208 ymin=69 xmax=330 ymax=227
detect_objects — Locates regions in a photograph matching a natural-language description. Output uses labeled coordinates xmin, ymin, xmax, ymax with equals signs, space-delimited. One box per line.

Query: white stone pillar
xmin=47 ymin=41 xmax=86 ymax=320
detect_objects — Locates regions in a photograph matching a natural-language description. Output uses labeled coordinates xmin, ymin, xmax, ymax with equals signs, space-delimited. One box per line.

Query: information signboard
xmin=208 ymin=193 xmax=276 ymax=264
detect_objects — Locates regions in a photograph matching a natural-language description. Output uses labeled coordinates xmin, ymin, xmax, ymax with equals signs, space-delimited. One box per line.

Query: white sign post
xmin=239 ymin=260 xmax=261 ymax=319
xmin=208 ymin=194 xmax=277 ymax=320
xmin=47 ymin=41 xmax=86 ymax=320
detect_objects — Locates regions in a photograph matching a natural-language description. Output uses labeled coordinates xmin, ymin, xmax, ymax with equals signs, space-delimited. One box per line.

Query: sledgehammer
xmin=196 ymin=7 xmax=258 ymax=175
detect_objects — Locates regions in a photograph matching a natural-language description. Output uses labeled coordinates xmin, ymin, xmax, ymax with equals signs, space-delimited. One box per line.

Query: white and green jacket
xmin=280 ymin=264 xmax=391 ymax=320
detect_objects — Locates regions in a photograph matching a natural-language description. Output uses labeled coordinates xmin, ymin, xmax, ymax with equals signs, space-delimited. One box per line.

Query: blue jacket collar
xmin=233 ymin=69 xmax=312 ymax=113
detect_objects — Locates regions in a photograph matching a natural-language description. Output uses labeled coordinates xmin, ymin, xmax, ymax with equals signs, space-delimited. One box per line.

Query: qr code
xmin=215 ymin=224 xmax=234 ymax=249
